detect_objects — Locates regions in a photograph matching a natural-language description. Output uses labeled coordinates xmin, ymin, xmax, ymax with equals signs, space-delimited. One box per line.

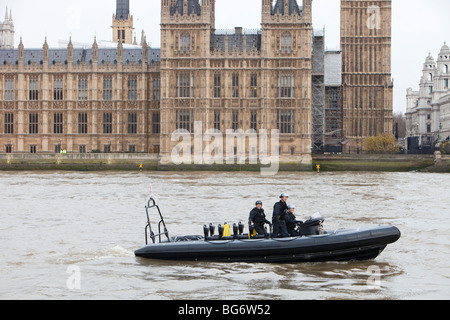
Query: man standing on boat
xmin=272 ymin=193 xmax=289 ymax=238
xmin=249 ymin=201 xmax=271 ymax=236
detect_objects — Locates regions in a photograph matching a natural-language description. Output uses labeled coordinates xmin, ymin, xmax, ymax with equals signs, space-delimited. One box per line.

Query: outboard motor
xmin=209 ymin=223 xmax=215 ymax=237
xmin=299 ymin=217 xmax=325 ymax=236
xmin=238 ymin=222 xmax=245 ymax=235
xmin=203 ymin=225 xmax=209 ymax=239
xmin=218 ymin=224 xmax=224 ymax=239
xmin=233 ymin=223 xmax=239 ymax=239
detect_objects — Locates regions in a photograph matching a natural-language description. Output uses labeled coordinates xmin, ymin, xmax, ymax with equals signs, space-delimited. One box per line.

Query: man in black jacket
xmin=272 ymin=193 xmax=289 ymax=238
xmin=248 ymin=201 xmax=271 ymax=236
xmin=285 ymin=205 xmax=302 ymax=236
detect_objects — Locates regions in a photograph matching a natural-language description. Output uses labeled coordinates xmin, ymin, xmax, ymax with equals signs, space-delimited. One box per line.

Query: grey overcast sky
xmin=2 ymin=0 xmax=450 ymax=113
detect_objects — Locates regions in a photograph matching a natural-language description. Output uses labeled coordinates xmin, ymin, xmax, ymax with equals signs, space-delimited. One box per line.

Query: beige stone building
xmin=0 ymin=0 xmax=393 ymax=160
xmin=159 ymin=0 xmax=313 ymax=163
xmin=0 ymin=36 xmax=161 ymax=154
xmin=341 ymin=0 xmax=393 ymax=153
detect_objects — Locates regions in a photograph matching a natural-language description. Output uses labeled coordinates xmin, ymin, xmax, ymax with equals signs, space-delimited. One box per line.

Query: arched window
xmin=180 ymin=33 xmax=190 ymax=53
xmin=428 ymin=73 xmax=433 ymax=82
xmin=281 ymin=32 xmax=292 ymax=53
xmin=445 ymin=64 xmax=449 ymax=74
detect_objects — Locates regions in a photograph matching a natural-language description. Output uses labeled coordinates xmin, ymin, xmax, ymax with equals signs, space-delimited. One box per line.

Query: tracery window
xmin=103 ymin=113 xmax=112 ymax=134
xmin=4 ymin=79 xmax=14 ymax=101
xmin=4 ymin=113 xmax=14 ymax=134
xmin=103 ymin=77 xmax=113 ymax=101
xmin=53 ymin=113 xmax=63 ymax=134
xmin=29 ymin=77 xmax=39 ymax=101
xmin=250 ymin=73 xmax=258 ymax=98
xmin=277 ymin=110 xmax=295 ymax=134
xmin=277 ymin=74 xmax=295 ymax=98
xmin=250 ymin=111 xmax=257 ymax=131
xmin=128 ymin=76 xmax=138 ymax=101
xmin=29 ymin=113 xmax=38 ymax=134
xmin=78 ymin=112 xmax=88 ymax=134
xmin=152 ymin=112 xmax=160 ymax=134
xmin=176 ymin=110 xmax=193 ymax=132
xmin=232 ymin=73 xmax=239 ymax=98
xmin=214 ymin=73 xmax=221 ymax=98
xmin=53 ymin=77 xmax=63 ymax=101
xmin=176 ymin=72 xmax=194 ymax=98
xmin=281 ymin=32 xmax=292 ymax=53
xmin=128 ymin=112 xmax=138 ymax=134
xmin=78 ymin=77 xmax=88 ymax=101
xmin=180 ymin=33 xmax=190 ymax=53
xmin=232 ymin=111 xmax=239 ymax=132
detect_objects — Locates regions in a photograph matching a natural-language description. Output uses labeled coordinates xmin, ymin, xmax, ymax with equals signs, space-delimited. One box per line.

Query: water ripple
xmin=0 ymin=171 xmax=449 ymax=300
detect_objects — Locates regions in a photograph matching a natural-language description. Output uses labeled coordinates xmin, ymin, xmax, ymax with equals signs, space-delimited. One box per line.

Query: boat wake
xmin=51 ymin=245 xmax=135 ymax=265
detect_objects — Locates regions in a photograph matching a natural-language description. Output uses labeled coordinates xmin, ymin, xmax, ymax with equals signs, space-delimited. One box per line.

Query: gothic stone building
xmin=341 ymin=0 xmax=393 ymax=152
xmin=0 ymin=0 xmax=393 ymax=160
xmin=0 ymin=1 xmax=161 ymax=156
xmin=159 ymin=0 xmax=314 ymax=163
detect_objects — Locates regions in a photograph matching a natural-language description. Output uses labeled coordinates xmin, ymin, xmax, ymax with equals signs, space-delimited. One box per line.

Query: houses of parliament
xmin=0 ymin=0 xmax=393 ymax=163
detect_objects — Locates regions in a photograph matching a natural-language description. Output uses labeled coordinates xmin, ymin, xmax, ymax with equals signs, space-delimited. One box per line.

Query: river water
xmin=0 ymin=171 xmax=449 ymax=300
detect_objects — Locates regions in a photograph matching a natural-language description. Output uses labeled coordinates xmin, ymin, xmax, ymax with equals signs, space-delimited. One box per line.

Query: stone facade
xmin=340 ymin=0 xmax=393 ymax=153
xmin=159 ymin=0 xmax=313 ymax=163
xmin=0 ymin=37 xmax=161 ymax=154
xmin=406 ymin=43 xmax=450 ymax=141
xmin=0 ymin=0 xmax=394 ymax=160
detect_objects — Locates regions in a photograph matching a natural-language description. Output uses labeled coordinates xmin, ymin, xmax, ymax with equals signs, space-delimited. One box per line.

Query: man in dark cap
xmin=248 ymin=200 xmax=271 ymax=236
xmin=272 ymin=193 xmax=290 ymax=238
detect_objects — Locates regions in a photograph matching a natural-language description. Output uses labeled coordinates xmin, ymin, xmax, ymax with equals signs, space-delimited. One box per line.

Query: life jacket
xmin=285 ymin=212 xmax=297 ymax=229
xmin=274 ymin=200 xmax=288 ymax=221
xmin=251 ymin=208 xmax=267 ymax=225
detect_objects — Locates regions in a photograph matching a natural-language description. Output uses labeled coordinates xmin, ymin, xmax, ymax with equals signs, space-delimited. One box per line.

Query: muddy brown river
xmin=0 ymin=171 xmax=449 ymax=300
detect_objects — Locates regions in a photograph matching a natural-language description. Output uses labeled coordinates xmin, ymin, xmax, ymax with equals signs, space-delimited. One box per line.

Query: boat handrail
xmin=144 ymin=197 xmax=171 ymax=245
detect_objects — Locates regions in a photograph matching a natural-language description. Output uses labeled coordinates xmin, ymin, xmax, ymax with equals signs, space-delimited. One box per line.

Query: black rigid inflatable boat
xmin=134 ymin=197 xmax=401 ymax=263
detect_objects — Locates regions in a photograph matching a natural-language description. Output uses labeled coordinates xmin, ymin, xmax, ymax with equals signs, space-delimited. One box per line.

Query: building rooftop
xmin=211 ymin=29 xmax=261 ymax=53
xmin=272 ymin=0 xmax=302 ymax=15
xmin=170 ymin=0 xmax=201 ymax=16
xmin=0 ymin=47 xmax=160 ymax=66
xmin=115 ymin=0 xmax=130 ymax=20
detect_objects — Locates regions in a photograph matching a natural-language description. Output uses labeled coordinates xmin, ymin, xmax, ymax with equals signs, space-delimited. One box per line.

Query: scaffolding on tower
xmin=312 ymin=29 xmax=325 ymax=154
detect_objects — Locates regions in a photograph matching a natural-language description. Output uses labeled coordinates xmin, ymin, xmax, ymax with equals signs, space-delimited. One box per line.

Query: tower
xmin=159 ymin=0 xmax=216 ymax=162
xmin=435 ymin=43 xmax=450 ymax=97
xmin=261 ymin=0 xmax=314 ymax=156
xmin=112 ymin=0 xmax=134 ymax=44
xmin=160 ymin=0 xmax=215 ymax=59
xmin=341 ymin=0 xmax=393 ymax=152
xmin=0 ymin=7 xmax=14 ymax=49
xmin=157 ymin=0 xmax=314 ymax=165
